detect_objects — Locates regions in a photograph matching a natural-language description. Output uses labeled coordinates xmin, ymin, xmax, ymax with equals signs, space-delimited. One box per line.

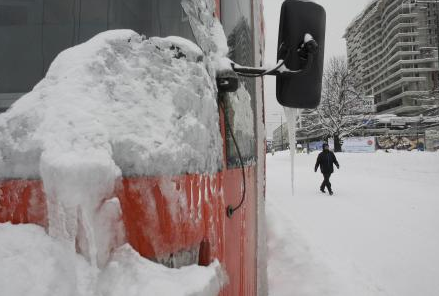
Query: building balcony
xmin=382 ymin=2 xmax=416 ymax=28
xmin=363 ymin=50 xmax=421 ymax=82
xmin=362 ymin=21 xmax=381 ymax=40
xmin=362 ymin=31 xmax=419 ymax=59
xmin=382 ymin=0 xmax=412 ymax=18
xmin=382 ymin=13 xmax=418 ymax=35
xmin=371 ymin=67 xmax=436 ymax=91
xmin=377 ymin=90 xmax=429 ymax=107
xmin=378 ymin=102 xmax=432 ymax=116
xmin=382 ymin=22 xmax=418 ymax=43
xmin=364 ymin=40 xmax=420 ymax=68
xmin=374 ymin=76 xmax=427 ymax=95
xmin=363 ymin=43 xmax=421 ymax=75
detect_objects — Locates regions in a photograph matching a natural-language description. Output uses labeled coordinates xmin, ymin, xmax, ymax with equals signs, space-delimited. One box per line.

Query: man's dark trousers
xmin=321 ymin=173 xmax=332 ymax=192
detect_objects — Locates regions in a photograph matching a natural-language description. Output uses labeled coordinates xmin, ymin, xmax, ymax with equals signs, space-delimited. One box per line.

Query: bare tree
xmin=316 ymin=56 xmax=371 ymax=152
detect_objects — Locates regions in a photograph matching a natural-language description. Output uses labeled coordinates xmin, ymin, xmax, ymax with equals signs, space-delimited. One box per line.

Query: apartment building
xmin=344 ymin=0 xmax=439 ymax=116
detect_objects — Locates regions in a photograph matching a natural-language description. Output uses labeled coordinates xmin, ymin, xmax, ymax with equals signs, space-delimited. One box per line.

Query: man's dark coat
xmin=315 ymin=150 xmax=339 ymax=174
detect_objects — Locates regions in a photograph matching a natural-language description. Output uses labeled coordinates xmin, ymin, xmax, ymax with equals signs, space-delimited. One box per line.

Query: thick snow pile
xmin=266 ymin=151 xmax=439 ymax=295
xmin=0 ymin=30 xmax=222 ymax=179
xmin=0 ymin=223 xmax=95 ymax=295
xmin=99 ymin=244 xmax=225 ymax=295
xmin=0 ymin=223 xmax=224 ymax=295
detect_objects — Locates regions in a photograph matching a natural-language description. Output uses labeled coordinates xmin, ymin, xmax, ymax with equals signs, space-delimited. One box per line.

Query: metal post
xmin=280 ymin=115 xmax=284 ymax=150
xmin=416 ymin=118 xmax=421 ymax=150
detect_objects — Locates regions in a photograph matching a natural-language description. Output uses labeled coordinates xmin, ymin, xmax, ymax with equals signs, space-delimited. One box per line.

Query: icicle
xmin=283 ymin=107 xmax=298 ymax=196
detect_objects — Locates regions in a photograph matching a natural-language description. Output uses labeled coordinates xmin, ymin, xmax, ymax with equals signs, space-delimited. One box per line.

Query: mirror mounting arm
xmin=231 ymin=35 xmax=318 ymax=79
xmin=231 ymin=54 xmax=314 ymax=78
xmin=216 ymin=34 xmax=320 ymax=94
xmin=216 ymin=53 xmax=314 ymax=93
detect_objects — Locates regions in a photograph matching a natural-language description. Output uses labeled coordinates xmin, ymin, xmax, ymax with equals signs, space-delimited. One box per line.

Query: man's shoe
xmin=320 ymin=188 xmax=326 ymax=193
xmin=329 ymin=190 xmax=333 ymax=196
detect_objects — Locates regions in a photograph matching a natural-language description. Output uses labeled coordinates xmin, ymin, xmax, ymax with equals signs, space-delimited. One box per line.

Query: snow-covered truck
xmin=0 ymin=0 xmax=325 ymax=295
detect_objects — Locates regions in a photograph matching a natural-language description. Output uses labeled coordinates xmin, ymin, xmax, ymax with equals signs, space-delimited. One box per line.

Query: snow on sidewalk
xmin=0 ymin=223 xmax=225 ymax=295
xmin=266 ymin=150 xmax=439 ymax=295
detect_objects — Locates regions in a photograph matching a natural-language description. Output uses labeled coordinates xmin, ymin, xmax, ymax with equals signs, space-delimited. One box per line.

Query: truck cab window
xmin=220 ymin=0 xmax=257 ymax=168
xmin=0 ymin=0 xmax=195 ymax=111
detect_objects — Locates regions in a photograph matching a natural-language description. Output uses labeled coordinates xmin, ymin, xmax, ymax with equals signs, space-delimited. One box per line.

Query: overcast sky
xmin=264 ymin=0 xmax=372 ymax=138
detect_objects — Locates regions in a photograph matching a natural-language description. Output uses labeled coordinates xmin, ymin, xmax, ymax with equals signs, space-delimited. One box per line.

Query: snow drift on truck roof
xmin=0 ymin=29 xmax=223 ymax=180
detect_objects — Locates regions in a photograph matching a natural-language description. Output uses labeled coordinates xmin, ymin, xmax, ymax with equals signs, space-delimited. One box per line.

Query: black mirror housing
xmin=276 ymin=0 xmax=326 ymax=109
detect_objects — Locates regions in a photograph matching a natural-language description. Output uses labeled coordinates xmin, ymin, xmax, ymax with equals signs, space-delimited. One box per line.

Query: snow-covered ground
xmin=266 ymin=150 xmax=439 ymax=295
xmin=0 ymin=223 xmax=225 ymax=295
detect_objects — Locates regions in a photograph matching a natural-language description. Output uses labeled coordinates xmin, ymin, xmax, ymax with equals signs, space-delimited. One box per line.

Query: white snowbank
xmin=267 ymin=151 xmax=439 ymax=295
xmin=99 ymin=244 xmax=225 ymax=296
xmin=0 ymin=223 xmax=224 ymax=295
xmin=0 ymin=223 xmax=95 ymax=295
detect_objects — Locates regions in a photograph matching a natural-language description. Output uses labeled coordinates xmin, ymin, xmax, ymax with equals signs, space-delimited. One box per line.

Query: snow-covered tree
xmin=315 ymin=56 xmax=371 ymax=152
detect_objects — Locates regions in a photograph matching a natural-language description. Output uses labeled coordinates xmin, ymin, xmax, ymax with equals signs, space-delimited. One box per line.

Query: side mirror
xmin=276 ymin=0 xmax=326 ymax=109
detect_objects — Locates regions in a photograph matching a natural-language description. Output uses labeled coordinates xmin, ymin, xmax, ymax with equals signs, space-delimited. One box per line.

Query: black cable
xmin=219 ymin=99 xmax=246 ymax=218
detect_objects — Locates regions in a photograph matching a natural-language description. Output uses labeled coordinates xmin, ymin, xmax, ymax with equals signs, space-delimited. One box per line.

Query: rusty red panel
xmin=0 ymin=180 xmax=48 ymax=227
xmin=220 ymin=167 xmax=257 ymax=295
xmin=115 ymin=174 xmax=223 ymax=260
xmin=0 ymin=168 xmax=257 ymax=295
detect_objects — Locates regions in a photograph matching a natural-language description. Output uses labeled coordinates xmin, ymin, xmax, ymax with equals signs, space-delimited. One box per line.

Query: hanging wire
xmin=219 ymin=98 xmax=246 ymax=218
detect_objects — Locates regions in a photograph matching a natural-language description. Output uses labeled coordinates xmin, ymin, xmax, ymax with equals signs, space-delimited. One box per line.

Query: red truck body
xmin=0 ymin=0 xmax=266 ymax=295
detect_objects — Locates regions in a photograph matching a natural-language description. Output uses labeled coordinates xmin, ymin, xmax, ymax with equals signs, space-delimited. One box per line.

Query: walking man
xmin=314 ymin=143 xmax=339 ymax=195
